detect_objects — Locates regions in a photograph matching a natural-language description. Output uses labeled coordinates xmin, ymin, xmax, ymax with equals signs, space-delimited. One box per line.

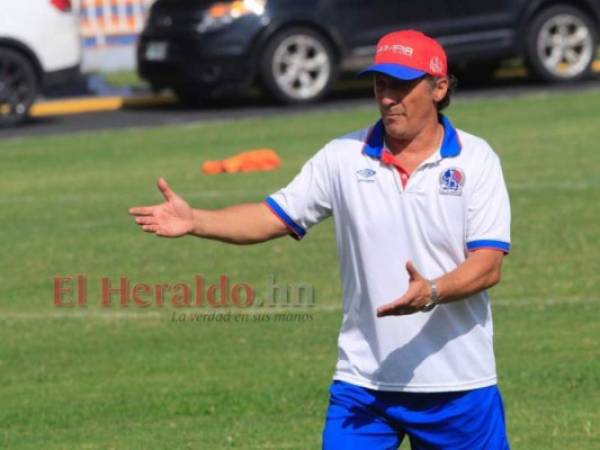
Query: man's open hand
xmin=376 ymin=261 xmax=433 ymax=317
xmin=129 ymin=178 xmax=194 ymax=238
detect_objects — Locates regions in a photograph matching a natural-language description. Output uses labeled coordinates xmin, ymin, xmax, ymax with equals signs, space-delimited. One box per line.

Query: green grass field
xmin=1 ymin=90 xmax=599 ymax=449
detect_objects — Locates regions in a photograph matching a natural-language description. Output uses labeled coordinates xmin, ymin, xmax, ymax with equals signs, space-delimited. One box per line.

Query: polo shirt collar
xmin=362 ymin=114 xmax=462 ymax=160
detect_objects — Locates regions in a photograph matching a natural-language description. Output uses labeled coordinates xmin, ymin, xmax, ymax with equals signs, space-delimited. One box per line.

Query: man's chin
xmin=383 ymin=121 xmax=410 ymax=141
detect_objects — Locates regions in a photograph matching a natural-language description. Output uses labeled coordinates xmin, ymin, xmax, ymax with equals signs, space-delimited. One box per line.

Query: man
xmin=130 ymin=30 xmax=511 ymax=450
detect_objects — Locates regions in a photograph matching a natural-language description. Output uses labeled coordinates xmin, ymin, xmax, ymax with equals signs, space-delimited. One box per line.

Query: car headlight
xmin=198 ymin=0 xmax=267 ymax=32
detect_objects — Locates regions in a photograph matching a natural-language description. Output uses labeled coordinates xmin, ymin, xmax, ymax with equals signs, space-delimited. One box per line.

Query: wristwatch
xmin=421 ymin=280 xmax=439 ymax=312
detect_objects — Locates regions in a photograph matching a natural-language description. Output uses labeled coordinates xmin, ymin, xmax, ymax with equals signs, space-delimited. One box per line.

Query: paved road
xmin=1 ymin=75 xmax=600 ymax=140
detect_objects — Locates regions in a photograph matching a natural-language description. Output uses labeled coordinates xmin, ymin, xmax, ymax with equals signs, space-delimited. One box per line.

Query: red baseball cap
xmin=360 ymin=30 xmax=447 ymax=80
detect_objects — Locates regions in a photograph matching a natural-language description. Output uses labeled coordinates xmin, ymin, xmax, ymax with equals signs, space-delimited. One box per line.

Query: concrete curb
xmin=30 ymin=61 xmax=600 ymax=118
xmin=30 ymin=93 xmax=176 ymax=117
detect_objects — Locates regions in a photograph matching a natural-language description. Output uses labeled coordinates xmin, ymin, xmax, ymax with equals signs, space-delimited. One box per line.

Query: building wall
xmin=72 ymin=0 xmax=156 ymax=72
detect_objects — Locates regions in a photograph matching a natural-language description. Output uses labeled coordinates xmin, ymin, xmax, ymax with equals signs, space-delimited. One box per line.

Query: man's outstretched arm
xmin=129 ymin=178 xmax=289 ymax=244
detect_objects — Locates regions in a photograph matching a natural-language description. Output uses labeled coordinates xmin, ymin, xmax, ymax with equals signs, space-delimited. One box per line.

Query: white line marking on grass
xmin=0 ymin=311 xmax=163 ymax=320
xmin=0 ymin=190 xmax=272 ymax=205
xmin=0 ymin=298 xmax=596 ymax=320
xmin=278 ymin=297 xmax=599 ymax=312
xmin=184 ymin=190 xmax=273 ymax=200
xmin=492 ymin=297 xmax=599 ymax=307
xmin=509 ymin=179 xmax=600 ymax=192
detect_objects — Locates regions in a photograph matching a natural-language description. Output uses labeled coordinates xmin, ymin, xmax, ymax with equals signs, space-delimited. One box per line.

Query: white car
xmin=0 ymin=0 xmax=81 ymax=124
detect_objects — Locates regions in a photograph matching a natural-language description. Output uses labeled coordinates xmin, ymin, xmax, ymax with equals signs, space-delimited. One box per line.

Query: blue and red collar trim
xmin=362 ymin=115 xmax=462 ymax=160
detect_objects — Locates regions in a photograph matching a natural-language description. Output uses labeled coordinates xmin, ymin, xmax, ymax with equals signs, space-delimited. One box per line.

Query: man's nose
xmin=381 ymin=91 xmax=401 ymax=106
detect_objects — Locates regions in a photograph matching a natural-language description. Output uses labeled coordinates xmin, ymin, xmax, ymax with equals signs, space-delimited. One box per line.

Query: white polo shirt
xmin=265 ymin=115 xmax=511 ymax=392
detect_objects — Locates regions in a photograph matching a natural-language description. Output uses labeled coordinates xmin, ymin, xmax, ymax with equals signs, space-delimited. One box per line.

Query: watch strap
xmin=422 ymin=280 xmax=439 ymax=312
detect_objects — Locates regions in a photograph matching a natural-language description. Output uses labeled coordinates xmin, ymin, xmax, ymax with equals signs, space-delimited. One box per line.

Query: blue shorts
xmin=322 ymin=380 xmax=510 ymax=450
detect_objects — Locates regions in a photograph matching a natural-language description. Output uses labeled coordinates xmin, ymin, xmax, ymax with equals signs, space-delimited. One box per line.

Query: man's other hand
xmin=129 ymin=178 xmax=193 ymax=238
xmin=377 ymin=261 xmax=432 ymax=317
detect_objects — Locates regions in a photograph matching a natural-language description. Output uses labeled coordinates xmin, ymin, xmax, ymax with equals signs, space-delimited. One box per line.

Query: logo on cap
xmin=377 ymin=44 xmax=414 ymax=57
xmin=429 ymin=56 xmax=443 ymax=74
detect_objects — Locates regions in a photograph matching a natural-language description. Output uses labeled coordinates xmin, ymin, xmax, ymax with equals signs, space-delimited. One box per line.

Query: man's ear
xmin=432 ymin=77 xmax=449 ymax=102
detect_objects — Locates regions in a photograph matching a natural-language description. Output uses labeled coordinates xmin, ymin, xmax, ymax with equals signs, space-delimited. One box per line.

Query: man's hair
xmin=426 ymin=74 xmax=457 ymax=111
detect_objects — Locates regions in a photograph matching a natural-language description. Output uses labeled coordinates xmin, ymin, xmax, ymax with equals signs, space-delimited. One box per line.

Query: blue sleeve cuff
xmin=265 ymin=197 xmax=306 ymax=240
xmin=466 ymin=239 xmax=511 ymax=253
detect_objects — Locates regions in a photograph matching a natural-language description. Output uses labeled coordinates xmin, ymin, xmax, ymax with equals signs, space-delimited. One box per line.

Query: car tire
xmin=0 ymin=48 xmax=38 ymax=125
xmin=260 ymin=27 xmax=337 ymax=104
xmin=525 ymin=5 xmax=598 ymax=82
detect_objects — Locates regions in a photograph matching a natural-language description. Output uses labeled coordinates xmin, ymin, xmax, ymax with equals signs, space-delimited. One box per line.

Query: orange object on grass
xmin=201 ymin=149 xmax=281 ymax=174
xmin=201 ymin=160 xmax=224 ymax=175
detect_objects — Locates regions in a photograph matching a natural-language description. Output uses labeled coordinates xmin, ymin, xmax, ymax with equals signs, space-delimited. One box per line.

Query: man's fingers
xmin=142 ymin=225 xmax=160 ymax=233
xmin=129 ymin=206 xmax=155 ymax=216
xmin=377 ymin=300 xmax=408 ymax=317
xmin=376 ymin=302 xmax=396 ymax=317
xmin=377 ymin=284 xmax=424 ymax=317
xmin=377 ymin=293 xmax=411 ymax=316
xmin=136 ymin=216 xmax=157 ymax=226
xmin=157 ymin=177 xmax=175 ymax=202
xmin=405 ymin=260 xmax=422 ymax=281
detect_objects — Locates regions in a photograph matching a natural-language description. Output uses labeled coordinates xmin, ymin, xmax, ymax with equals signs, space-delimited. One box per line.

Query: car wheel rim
xmin=536 ymin=13 xmax=595 ymax=78
xmin=271 ymin=34 xmax=331 ymax=100
xmin=0 ymin=55 xmax=34 ymax=122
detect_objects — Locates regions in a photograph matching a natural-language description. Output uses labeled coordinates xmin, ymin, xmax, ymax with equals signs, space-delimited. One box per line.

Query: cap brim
xmin=358 ymin=63 xmax=426 ymax=80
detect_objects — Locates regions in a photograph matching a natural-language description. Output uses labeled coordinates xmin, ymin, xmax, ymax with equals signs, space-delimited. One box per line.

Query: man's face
xmin=373 ymin=73 xmax=448 ymax=141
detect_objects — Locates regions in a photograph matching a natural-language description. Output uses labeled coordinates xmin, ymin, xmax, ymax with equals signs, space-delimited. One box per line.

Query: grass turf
xmin=1 ymin=90 xmax=599 ymax=449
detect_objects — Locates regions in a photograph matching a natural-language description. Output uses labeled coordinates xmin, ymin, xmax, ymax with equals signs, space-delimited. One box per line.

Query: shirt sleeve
xmin=466 ymin=149 xmax=511 ymax=253
xmin=265 ymin=146 xmax=334 ymax=240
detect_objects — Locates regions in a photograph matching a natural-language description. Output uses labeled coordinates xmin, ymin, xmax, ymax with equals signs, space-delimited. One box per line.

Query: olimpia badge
xmin=439 ymin=168 xmax=465 ymax=195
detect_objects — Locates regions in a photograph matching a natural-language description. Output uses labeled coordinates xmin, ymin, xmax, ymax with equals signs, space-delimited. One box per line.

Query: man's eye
xmin=391 ymin=81 xmax=409 ymax=90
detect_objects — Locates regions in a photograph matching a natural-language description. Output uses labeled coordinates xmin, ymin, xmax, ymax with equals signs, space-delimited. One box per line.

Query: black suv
xmin=138 ymin=0 xmax=600 ymax=104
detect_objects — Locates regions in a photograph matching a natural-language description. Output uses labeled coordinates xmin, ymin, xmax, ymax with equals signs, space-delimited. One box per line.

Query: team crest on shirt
xmin=439 ymin=167 xmax=465 ymax=195
xmin=357 ymin=168 xmax=377 ymax=182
